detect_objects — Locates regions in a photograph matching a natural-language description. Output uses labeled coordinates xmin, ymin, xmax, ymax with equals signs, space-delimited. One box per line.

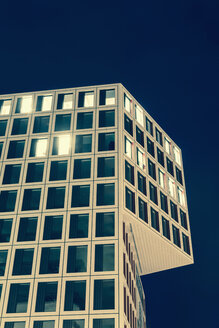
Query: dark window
xmin=166 ymin=158 xmax=174 ymax=176
xmin=95 ymin=244 xmax=114 ymax=271
xmin=93 ymin=319 xmax=115 ymax=328
xmin=63 ymin=320 xmax=84 ymax=328
xmin=33 ymin=321 xmax=55 ymax=328
xmin=76 ymin=112 xmax=93 ymax=129
xmin=172 ymin=225 xmax=181 ymax=247
xmin=64 ymin=281 xmax=86 ymax=311
xmin=146 ymin=118 xmax=153 ymax=136
xmin=136 ymin=126 xmax=144 ymax=147
xmin=49 ymin=161 xmax=67 ymax=181
xmin=0 ymin=250 xmax=8 ymax=276
xmin=0 ymin=142 xmax=3 ymax=158
xmin=180 ymin=209 xmax=188 ymax=230
xmin=96 ymin=212 xmax=115 ymax=237
xmin=7 ymin=283 xmax=30 ymax=313
xmin=69 ymin=214 xmax=89 ymax=238
xmin=138 ymin=198 xmax=148 ymax=223
xmin=12 ymin=248 xmax=34 ymax=275
xmin=182 ymin=233 xmax=191 ymax=255
xmin=0 ymin=120 xmax=7 ymax=136
xmin=148 ymin=159 xmax=156 ymax=180
xmin=22 ymin=189 xmax=41 ymax=211
xmin=125 ymin=187 xmax=135 ymax=213
xmin=46 ymin=187 xmax=65 ymax=209
xmin=72 ymin=185 xmax=90 ymax=207
xmin=124 ymin=114 xmax=133 ymax=136
xmin=26 ymin=162 xmax=44 ymax=183
xmin=78 ymin=91 xmax=94 ymax=107
xmin=97 ymin=183 xmax=115 ymax=206
xmin=170 ymin=201 xmax=178 ymax=222
xmin=43 ymin=215 xmax=63 ymax=240
xmin=11 ymin=118 xmax=28 ymax=135
xmin=5 ymin=322 xmax=26 ymax=328
xmin=67 ymin=246 xmax=87 ymax=273
xmin=99 ymin=110 xmax=115 ymax=127
xmin=0 ymin=219 xmax=12 ymax=242
xmin=0 ymin=191 xmax=17 ymax=212
xmin=99 ymin=89 xmax=115 ymax=106
xmin=147 ymin=137 xmax=154 ymax=157
xmin=97 ymin=157 xmax=115 ymax=177
xmin=39 ymin=247 xmax=60 ymax=274
xmin=98 ymin=132 xmax=115 ymax=151
xmin=17 ymin=217 xmax=37 ymax=242
xmin=137 ymin=172 xmax=146 ymax=195
xmin=3 ymin=164 xmax=21 ymax=184
xmin=151 ymin=207 xmax=159 ymax=231
xmin=7 ymin=140 xmax=25 ymax=159
xmin=157 ymin=148 xmax=164 ymax=166
xmin=93 ymin=279 xmax=114 ymax=310
xmin=160 ymin=192 xmax=168 ymax=213
xmin=75 ymin=134 xmax=92 ymax=153
xmin=57 ymin=93 xmax=73 ymax=110
xmin=33 ymin=116 xmax=50 ymax=133
xmin=176 ymin=167 xmax=183 ymax=185
xmin=162 ymin=217 xmax=170 ymax=239
xmin=149 ymin=182 xmax=158 ymax=204
xmin=73 ymin=159 xmax=91 ymax=179
xmin=155 ymin=128 xmax=163 ymax=146
xmin=125 ymin=161 xmax=134 ymax=185
xmin=35 ymin=282 xmax=57 ymax=312
xmin=54 ymin=114 xmax=71 ymax=131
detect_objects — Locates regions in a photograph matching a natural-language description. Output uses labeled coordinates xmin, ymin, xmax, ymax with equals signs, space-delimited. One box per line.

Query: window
xmin=46 ymin=187 xmax=65 ymax=209
xmin=93 ymin=279 xmax=114 ymax=310
xmin=7 ymin=140 xmax=25 ymax=159
xmin=30 ymin=138 xmax=48 ymax=157
xmin=0 ymin=99 xmax=11 ymax=115
xmin=12 ymin=248 xmax=34 ymax=275
xmin=17 ymin=217 xmax=37 ymax=242
xmin=180 ymin=209 xmax=188 ymax=229
xmin=16 ymin=96 xmax=32 ymax=113
xmin=124 ymin=94 xmax=131 ymax=113
xmin=69 ymin=214 xmax=89 ymax=238
xmin=177 ymin=186 xmax=185 ymax=206
xmin=75 ymin=134 xmax=92 ymax=153
xmin=36 ymin=95 xmax=53 ymax=112
xmin=172 ymin=225 xmax=181 ymax=247
xmin=162 ymin=217 xmax=170 ymax=239
xmin=4 ymin=322 xmax=26 ymax=328
xmin=155 ymin=128 xmax=163 ymax=146
xmin=124 ymin=114 xmax=133 ymax=136
xmin=164 ymin=137 xmax=171 ymax=154
xmin=125 ymin=187 xmax=135 ymax=213
xmin=136 ymin=147 xmax=144 ymax=170
xmin=176 ymin=167 xmax=183 ymax=185
xmin=160 ymin=192 xmax=168 ymax=213
xmin=136 ymin=126 xmax=144 ymax=147
xmin=35 ymin=282 xmax=57 ymax=312
xmin=26 ymin=162 xmax=44 ymax=182
xmin=77 ymin=112 xmax=93 ymax=129
xmin=3 ymin=164 xmax=21 ymax=184
xmin=166 ymin=158 xmax=174 ymax=176
xmin=97 ymin=183 xmax=115 ymax=206
xmin=148 ymin=159 xmax=156 ymax=180
xmin=39 ymin=247 xmax=60 ymax=274
xmin=151 ymin=207 xmax=159 ymax=231
xmin=33 ymin=321 xmax=55 ymax=328
xmin=12 ymin=118 xmax=28 ymax=135
xmin=96 ymin=212 xmax=114 ymax=237
xmin=0 ymin=120 xmax=7 ymax=136
xmin=0 ymin=191 xmax=17 ymax=212
xmin=99 ymin=89 xmax=115 ymax=105
xmin=170 ymin=201 xmax=178 ymax=222
xmin=139 ymin=198 xmax=148 ymax=223
xmin=99 ymin=110 xmax=115 ymax=127
xmin=98 ymin=132 xmax=115 ymax=151
xmin=147 ymin=137 xmax=154 ymax=157
xmin=0 ymin=142 xmax=3 ymax=158
xmin=57 ymin=93 xmax=73 ymax=109
xmin=71 ymin=185 xmax=90 ymax=207
xmin=168 ymin=177 xmax=175 ymax=197
xmin=158 ymin=168 xmax=165 ymax=189
xmin=64 ymin=281 xmax=86 ymax=311
xmin=135 ymin=105 xmax=143 ymax=126
xmin=137 ymin=172 xmax=146 ymax=195
xmin=33 ymin=116 xmax=50 ymax=133
xmin=22 ymin=188 xmax=41 ymax=211
xmin=125 ymin=160 xmax=134 ymax=185
xmin=93 ymin=319 xmax=114 ymax=328
xmin=146 ymin=118 xmax=153 ymax=136
xmin=0 ymin=250 xmax=8 ymax=276
xmin=95 ymin=244 xmax=114 ymax=272
xmin=78 ymin=91 xmax=94 ymax=107
xmin=49 ymin=160 xmax=67 ymax=181
xmin=182 ymin=233 xmax=191 ymax=255
xmin=52 ymin=135 xmax=70 ymax=155
xmin=125 ymin=136 xmax=132 ymax=158
xmin=97 ymin=157 xmax=114 ymax=177
xmin=43 ymin=215 xmax=63 ymax=240
xmin=74 ymin=158 xmax=91 ymax=179
xmin=149 ymin=182 xmax=158 ymax=204
xmin=54 ymin=114 xmax=71 ymax=131
xmin=67 ymin=245 xmax=87 ymax=273
xmin=63 ymin=320 xmax=84 ymax=328
xmin=7 ymin=283 xmax=30 ymax=313
xmin=173 ymin=146 xmax=181 ymax=166
xmin=157 ymin=147 xmax=164 ymax=166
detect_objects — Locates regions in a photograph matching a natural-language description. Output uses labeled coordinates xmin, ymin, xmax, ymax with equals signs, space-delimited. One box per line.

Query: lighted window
xmin=75 ymin=134 xmax=92 ymax=153
xmin=99 ymin=110 xmax=115 ymax=127
xmin=12 ymin=118 xmax=28 ymax=135
xmin=78 ymin=91 xmax=94 ymax=107
xmin=33 ymin=116 xmax=50 ymax=133
xmin=0 ymin=99 xmax=11 ymax=115
xmin=99 ymin=89 xmax=115 ymax=105
xmin=15 ymin=96 xmax=32 ymax=114
xmin=64 ymin=280 xmax=86 ymax=311
xmin=7 ymin=283 xmax=30 ymax=313
xmin=135 ymin=105 xmax=143 ymax=126
xmin=168 ymin=177 xmax=175 ymax=197
xmin=26 ymin=162 xmax=44 ymax=183
xmin=173 ymin=146 xmax=181 ymax=166
xmin=95 ymin=244 xmax=114 ymax=271
xmin=52 ymin=135 xmax=71 ymax=155
xmin=22 ymin=188 xmax=41 ymax=211
xmin=30 ymin=138 xmax=48 ymax=157
xmin=124 ymin=94 xmax=131 ymax=113
xmin=177 ymin=186 xmax=185 ymax=206
xmin=57 ymin=93 xmax=73 ymax=109
xmin=36 ymin=95 xmax=53 ymax=112
xmin=125 ymin=136 xmax=132 ymax=159
xmin=137 ymin=147 xmax=144 ymax=170
xmin=164 ymin=137 xmax=171 ymax=154
xmin=77 ymin=112 xmax=93 ymax=129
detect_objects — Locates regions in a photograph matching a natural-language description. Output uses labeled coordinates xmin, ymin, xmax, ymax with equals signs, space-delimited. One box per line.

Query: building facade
xmin=0 ymin=84 xmax=193 ymax=328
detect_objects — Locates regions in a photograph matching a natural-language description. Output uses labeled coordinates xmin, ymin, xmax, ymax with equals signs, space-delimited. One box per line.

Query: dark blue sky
xmin=1 ymin=0 xmax=218 ymax=327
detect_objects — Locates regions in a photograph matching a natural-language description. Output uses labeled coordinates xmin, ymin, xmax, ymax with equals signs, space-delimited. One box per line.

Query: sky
xmin=0 ymin=0 xmax=219 ymax=327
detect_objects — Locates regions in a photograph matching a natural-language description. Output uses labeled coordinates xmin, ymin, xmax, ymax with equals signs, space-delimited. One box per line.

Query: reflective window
xmin=173 ymin=146 xmax=181 ymax=166
xmin=125 ymin=187 xmax=135 ymax=213
xmin=137 ymin=172 xmax=146 ymax=195
xmin=182 ymin=233 xmax=190 ymax=255
xmin=0 ymin=250 xmax=8 ymax=276
xmin=69 ymin=214 xmax=89 ymax=238
xmin=98 ymin=132 xmax=115 ymax=151
xmin=12 ymin=118 xmax=28 ymax=135
xmin=26 ymin=162 xmax=44 ymax=183
xmin=39 ymin=247 xmax=60 ymax=274
xmin=160 ymin=192 xmax=168 ymax=213
xmin=139 ymin=198 xmax=148 ymax=223
xmin=95 ymin=244 xmax=114 ymax=271
xmin=148 ymin=159 xmax=156 ymax=180
xmin=155 ymin=128 xmax=163 ymax=146
xmin=64 ymin=280 xmax=86 ymax=311
xmin=157 ymin=147 xmax=164 ymax=166
xmin=0 ymin=120 xmax=7 ymax=136
xmin=57 ymin=93 xmax=73 ymax=110
xmin=36 ymin=95 xmax=52 ymax=112
xmin=99 ymin=89 xmax=115 ymax=105
xmin=177 ymin=186 xmax=185 ymax=206
xmin=35 ymin=282 xmax=57 ymax=312
xmin=67 ymin=245 xmax=87 ymax=273
xmin=17 ymin=217 xmax=37 ymax=242
xmin=75 ymin=134 xmax=92 ymax=153
xmin=170 ymin=201 xmax=178 ymax=222
xmin=124 ymin=94 xmax=131 ymax=113
xmin=124 ymin=136 xmax=132 ymax=159
xmin=97 ymin=157 xmax=114 ymax=177
xmin=151 ymin=207 xmax=159 ymax=231
xmin=146 ymin=117 xmax=153 ymax=136
xmin=124 ymin=114 xmax=133 ymax=136
xmin=180 ymin=209 xmax=188 ymax=230
xmin=52 ymin=135 xmax=70 ymax=155
xmin=147 ymin=137 xmax=154 ymax=157
xmin=43 ymin=215 xmax=63 ymax=240
xmin=30 ymin=138 xmax=48 ymax=157
xmin=162 ymin=217 xmax=170 ymax=240
xmin=96 ymin=183 xmax=115 ymax=206
xmin=135 ymin=105 xmax=143 ymax=126
xmin=73 ymin=159 xmax=91 ymax=179
xmin=7 ymin=283 xmax=30 ymax=313
xmin=93 ymin=319 xmax=115 ymax=328
xmin=49 ymin=160 xmax=67 ymax=181
xmin=176 ymin=167 xmax=183 ymax=185
xmin=93 ymin=279 xmax=114 ymax=310
xmin=46 ymin=187 xmax=65 ymax=209
xmin=54 ymin=114 xmax=71 ymax=131
xmin=164 ymin=137 xmax=171 ymax=154
xmin=172 ymin=225 xmax=181 ymax=247
xmin=7 ymin=140 xmax=25 ymax=159
xmin=71 ymin=185 xmax=90 ymax=207
xmin=33 ymin=116 xmax=50 ymax=133
xmin=99 ymin=110 xmax=115 ymax=127
xmin=166 ymin=158 xmax=174 ymax=176
xmin=78 ymin=91 xmax=94 ymax=107
xmin=22 ymin=189 xmax=41 ymax=211
xmin=76 ymin=112 xmax=93 ymax=129
xmin=125 ymin=160 xmax=134 ymax=185
xmin=3 ymin=164 xmax=21 ymax=184
xmin=63 ymin=320 xmax=84 ymax=328
xmin=149 ymin=182 xmax=158 ymax=204
xmin=136 ymin=147 xmax=144 ymax=169
xmin=15 ymin=96 xmax=32 ymax=114
xmin=136 ymin=126 xmax=144 ymax=147
xmin=168 ymin=177 xmax=175 ymax=197
xmin=33 ymin=321 xmax=55 ymax=328
xmin=96 ymin=212 xmax=114 ymax=237
xmin=12 ymin=248 xmax=34 ymax=275
xmin=0 ymin=219 xmax=12 ymax=242
xmin=158 ymin=168 xmax=165 ymax=189
xmin=0 ymin=191 xmax=17 ymax=212
xmin=0 ymin=99 xmax=11 ymax=115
